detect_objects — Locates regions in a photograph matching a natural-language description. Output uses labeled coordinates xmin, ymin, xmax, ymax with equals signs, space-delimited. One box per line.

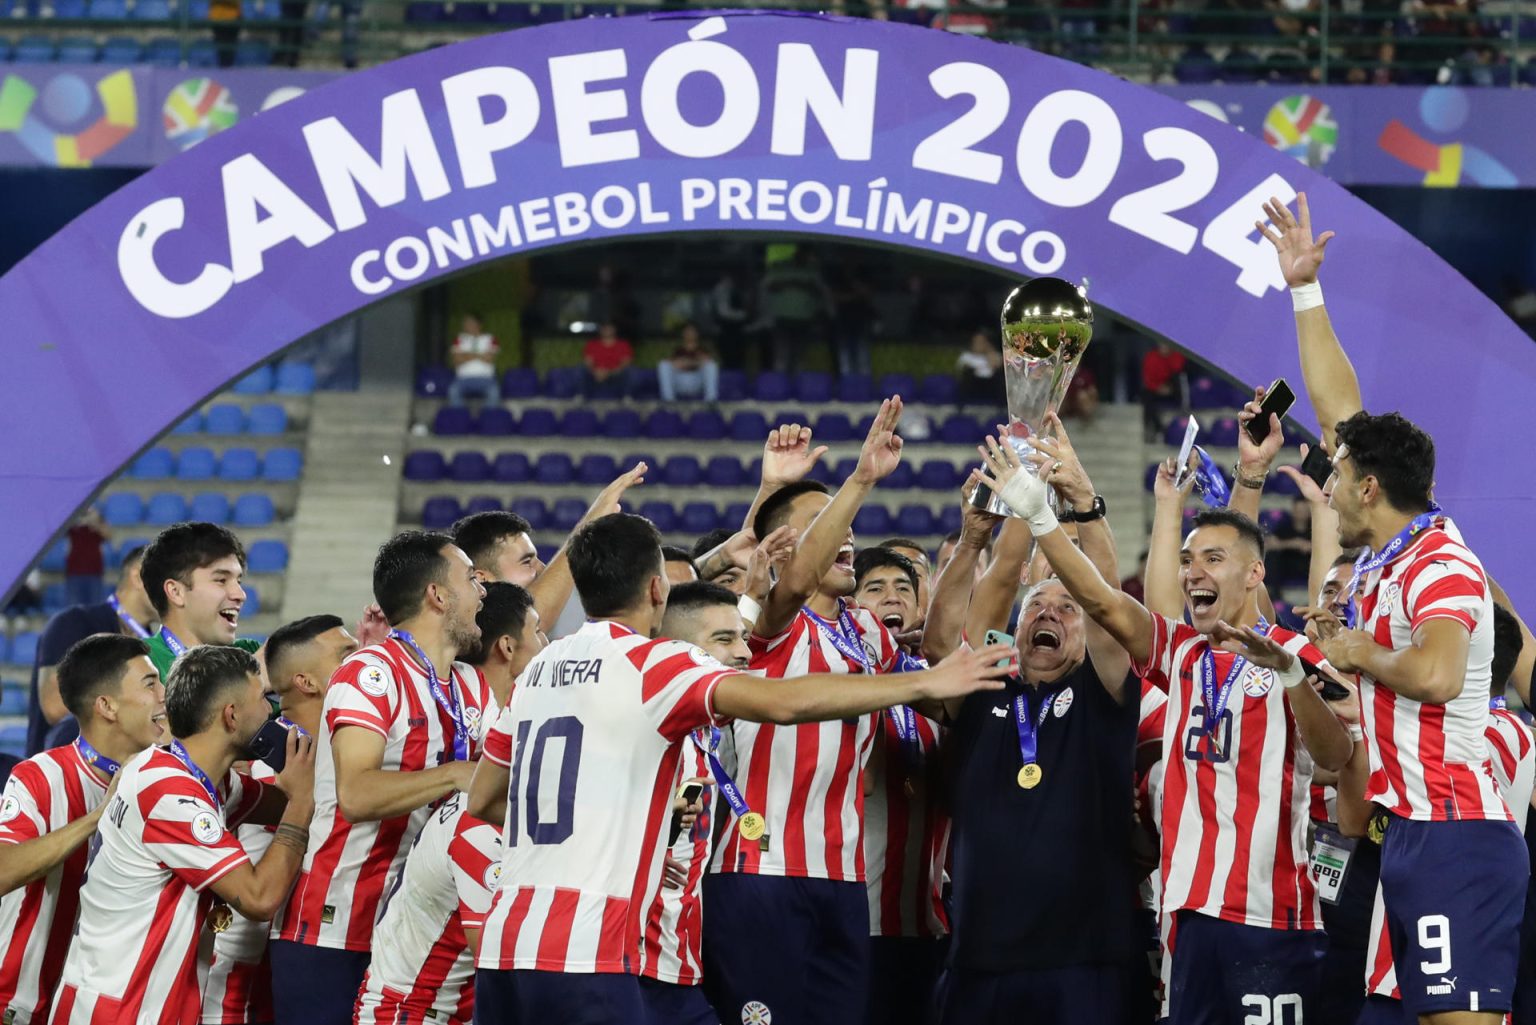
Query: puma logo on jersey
xmin=1427 ymin=976 xmax=1457 ymax=995
xmin=991 ymin=706 xmax=1008 ymax=717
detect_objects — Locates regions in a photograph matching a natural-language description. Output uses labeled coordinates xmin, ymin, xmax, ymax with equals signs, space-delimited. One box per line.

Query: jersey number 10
xmin=506 ymin=716 xmax=585 ymax=847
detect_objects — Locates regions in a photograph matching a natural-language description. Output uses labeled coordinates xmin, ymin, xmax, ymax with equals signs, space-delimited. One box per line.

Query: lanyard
xmin=74 ymin=736 xmax=120 ymax=779
xmin=168 ymin=739 xmax=221 ymax=812
xmin=1344 ymin=507 xmax=1442 ymax=628
xmin=886 ymin=704 xmax=923 ymax=776
xmin=389 ymin=629 xmax=468 ymax=761
xmin=159 ymin=625 xmax=187 ymax=657
xmin=1491 ymin=697 xmax=1508 ymax=712
xmin=691 ymin=727 xmax=753 ymax=822
xmin=1199 ymin=617 xmax=1271 ymax=733
xmin=1191 ymin=446 xmax=1231 ymax=508
xmin=804 ymin=600 xmax=874 ymax=674
xmin=275 ymin=714 xmax=309 ymax=738
xmin=1013 ymin=687 xmax=1054 ymax=769
xmin=108 ymin=594 xmax=149 ymax=638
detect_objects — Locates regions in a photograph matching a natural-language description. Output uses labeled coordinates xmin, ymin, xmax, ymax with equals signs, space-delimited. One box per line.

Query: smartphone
xmin=1300 ymin=445 xmax=1333 ymax=491
xmin=983 ymin=628 xmax=1013 ymax=668
xmin=668 ymin=781 xmax=705 ymax=847
xmin=247 ymin=718 xmax=293 ymax=773
xmin=1244 ymin=379 xmax=1297 ymax=446
xmin=1299 ymin=655 xmax=1353 ymax=702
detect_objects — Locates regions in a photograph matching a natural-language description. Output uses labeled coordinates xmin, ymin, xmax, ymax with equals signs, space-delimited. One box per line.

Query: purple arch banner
xmin=2 ymin=11 xmax=1534 ymax=607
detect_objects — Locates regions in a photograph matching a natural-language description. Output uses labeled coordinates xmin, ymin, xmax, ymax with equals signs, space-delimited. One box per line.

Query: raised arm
xmin=1317 ymin=616 xmax=1471 ymax=706
xmin=922 ymin=478 xmax=1002 ymax=664
xmin=1278 ymin=449 xmax=1343 ymax=604
xmin=740 ymin=424 xmax=830 ymax=533
xmin=527 ymin=463 xmax=647 ymax=628
xmin=0 ymin=782 xmax=109 ymax=896
xmin=1230 ymin=387 xmax=1286 ymax=524
xmin=1146 ymin=458 xmax=1195 ymax=622
xmin=1259 ymin=193 xmax=1362 ymax=450
xmin=208 ymin=730 xmax=315 ymax=921
xmin=963 ymin=518 xmax=1032 ymax=645
xmin=332 ymin=726 xmax=476 ymax=823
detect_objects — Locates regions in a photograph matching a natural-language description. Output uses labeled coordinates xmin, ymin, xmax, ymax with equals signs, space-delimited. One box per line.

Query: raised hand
xmin=1027 ymin=412 xmax=1094 ymax=508
xmin=1237 ymin=386 xmax=1285 ymax=475
xmin=959 ymin=472 xmax=1005 ymax=540
xmin=1210 ymin=620 xmax=1296 ymax=671
xmin=918 ymin=642 xmax=1017 ymax=701
xmin=744 ymin=526 xmax=797 ymax=601
xmin=1153 ymin=455 xmax=1197 ymax=507
xmin=762 ymin=424 xmax=829 ymax=488
xmin=975 ymin=433 xmax=1048 ymax=522
xmin=275 ymin=728 xmax=316 ymax=801
xmin=582 ymin=462 xmax=647 ymax=524
xmin=1276 ymin=442 xmax=1330 ymax=504
xmin=852 ymin=397 xmax=905 ymax=486
xmin=1257 ymin=192 xmax=1335 ymax=288
xmin=354 ymin=603 xmax=390 ymax=648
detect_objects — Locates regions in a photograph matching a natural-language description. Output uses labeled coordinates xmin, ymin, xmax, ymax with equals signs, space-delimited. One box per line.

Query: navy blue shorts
xmin=1353 ymin=994 xmax=1410 ymax=1024
xmin=267 ymin=941 xmax=370 ymax=1025
xmin=1379 ymin=816 xmax=1528 ymax=1017
xmin=639 ymin=976 xmax=719 ymax=1025
xmin=702 ymin=873 xmax=869 ymax=1025
xmin=1166 ymin=911 xmax=1325 ymax=1025
xmin=474 ymin=968 xmax=646 ymax=1025
xmin=935 ymin=959 xmax=1150 ymax=1025
xmin=866 ymin=936 xmax=944 ymax=1025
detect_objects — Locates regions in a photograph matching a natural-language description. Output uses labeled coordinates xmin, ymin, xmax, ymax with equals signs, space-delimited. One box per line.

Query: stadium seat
xmin=108 ymin=538 xmax=149 ymax=569
xmin=58 ymin=39 xmax=99 ymax=62
xmin=602 ymin=409 xmax=642 ymax=438
xmin=518 ymin=408 xmax=558 ymax=437
xmin=661 ymin=456 xmax=702 ymax=487
xmin=246 ymin=539 xmax=289 ymax=572
xmin=402 ymin=450 xmax=445 ymax=482
xmin=853 ymin=506 xmax=893 ymax=535
xmin=895 ymin=505 xmax=936 ymax=536
xmin=464 ymin=495 xmax=502 ymax=515
xmin=188 ymin=492 xmax=230 ymax=523
xmin=176 ymin=447 xmax=216 ymax=480
xmin=231 ymin=494 xmax=275 ymax=526
xmin=550 ymin=499 xmax=587 ymax=532
xmin=246 ymin=404 xmax=287 ymax=435
xmin=87 ymin=0 xmax=126 ymax=16
xmin=39 ymin=540 xmax=67 ymax=573
xmin=938 ymin=505 xmax=964 ymax=535
xmin=631 ymin=368 xmax=659 ymax=400
xmin=232 ymin=366 xmax=273 ymax=395
xmin=545 ymin=368 xmax=582 ymax=399
xmin=170 ymin=412 xmax=202 ymax=435
xmin=242 ymin=585 xmax=260 ymax=617
xmin=918 ymin=460 xmax=961 ymax=491
xmin=219 ymin=448 xmax=260 ymax=481
xmin=717 ymin=370 xmax=748 ymax=402
xmin=620 ymin=453 xmax=658 ymax=476
xmin=508 ymin=498 xmax=549 ymax=531
xmin=501 ymin=368 xmax=539 ymax=399
xmin=100 ymin=34 xmax=141 ymax=60
xmin=1188 ymin=376 xmax=1226 ymax=410
xmin=534 ymin=453 xmax=575 ymax=485
xmin=133 ymin=0 xmax=171 ymax=18
xmin=274 ymin=362 xmax=316 ymax=395
xmin=1269 ymin=469 xmax=1302 ymax=497
xmin=101 ymin=493 xmax=144 ymax=525
xmin=421 ymin=497 xmax=462 ymax=530
xmin=638 ymin=501 xmax=678 ymax=534
xmin=937 ymin=414 xmax=982 ymax=445
xmin=837 ymin=373 xmax=875 ymax=403
xmin=1258 ymin=509 xmax=1290 ymax=534
xmin=185 ymin=39 xmax=216 ymax=67
xmin=416 ymin=366 xmax=454 ymax=397
xmin=814 ymin=413 xmax=855 ymax=442
xmin=448 ymin=451 xmax=491 ymax=482
xmin=878 ymin=373 xmax=918 ymax=398
xmin=0 ymin=686 xmax=27 ymax=717
xmin=687 ymin=410 xmax=726 ymax=440
xmin=723 ymin=502 xmax=750 ymax=529
xmin=643 ymin=410 xmax=684 ymax=439
xmin=144 ymin=36 xmax=180 ymax=63
xmin=794 ymin=371 xmax=834 ymax=404
xmin=681 ymin=502 xmax=719 ymax=534
xmin=13 ymin=36 xmax=56 ymax=62
xmin=204 ymin=404 xmax=245 ymax=435
xmin=234 ymin=39 xmax=271 ymax=65
xmin=728 ymin=411 xmax=768 ymax=442
xmin=774 ymin=409 xmax=810 ymax=431
xmin=918 ymin=374 xmax=959 ymax=405
xmin=1208 ymin=418 xmax=1240 ymax=448
xmin=477 ymin=407 xmax=515 ymax=436
xmin=832 ymin=457 xmax=858 ymax=482
xmin=705 ymin=456 xmax=745 ymax=488
xmin=433 ymin=407 xmax=473 ymax=436
xmin=752 ymin=371 xmax=792 ymax=403
xmin=262 ymin=448 xmax=303 ymax=482
xmin=1164 ymin=416 xmax=1193 ymax=448
xmin=491 ymin=452 xmax=530 ymax=483
xmin=53 ymin=0 xmax=86 ymax=15
xmin=877 ymin=463 xmax=916 ymax=490
xmin=0 ymin=636 xmax=10 ymax=664
xmin=0 ymin=725 xmax=27 ymax=759
xmin=130 ymin=447 xmax=175 ymax=479
xmin=145 ymin=492 xmax=189 ymax=525
xmin=42 ymin=583 xmax=68 ymax=613
xmin=11 ymin=632 xmax=39 ymax=667
xmin=577 ymin=454 xmax=618 ymax=485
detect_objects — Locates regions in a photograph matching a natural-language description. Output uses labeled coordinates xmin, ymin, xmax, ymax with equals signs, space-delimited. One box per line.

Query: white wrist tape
xmin=996 ymin=474 xmax=1059 ymax=536
xmin=1277 ymin=658 xmax=1307 ymax=690
xmin=1347 ymin=723 xmax=1365 ymax=743
xmin=737 ymin=595 xmax=762 ymax=627
xmin=1291 ymin=281 xmax=1324 ymax=313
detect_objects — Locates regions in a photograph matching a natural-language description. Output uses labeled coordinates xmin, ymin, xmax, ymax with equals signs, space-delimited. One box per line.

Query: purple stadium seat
xmin=1208 ymin=418 xmax=1241 ymax=448
xmin=501 ymin=368 xmax=539 ymax=399
xmin=918 ymin=460 xmax=961 ymax=491
xmin=895 ymin=505 xmax=936 ymax=536
xmin=745 ymin=457 xmax=763 ymax=482
xmin=938 ymin=505 xmax=964 ymax=534
xmin=718 ymin=370 xmax=748 ymax=402
xmin=1258 ymin=509 xmax=1290 ymax=534
xmin=1181 ymin=509 xmax=1199 ymax=536
xmin=621 ymin=453 xmax=659 ymax=475
xmin=639 ymin=501 xmax=679 ymax=533
xmin=1145 ymin=463 xmax=1161 ymax=491
xmin=753 ymin=371 xmax=792 ymax=403
xmin=492 ymin=452 xmax=531 ymax=483
xmin=602 ymin=409 xmax=642 ymax=438
xmin=464 ymin=495 xmax=502 ymax=515
xmin=794 ymin=372 xmax=834 ymax=404
xmin=729 ymin=411 xmax=769 ymax=442
xmin=1164 ymin=415 xmax=1193 ymax=448
xmin=1188 ymin=375 xmax=1222 ymax=410
xmin=833 ymin=457 xmax=858 ymax=482
xmin=853 ymin=506 xmax=893 ymax=535
xmin=1269 ymin=470 xmax=1302 ymax=497
xmin=403 ymin=450 xmax=445 ymax=482
xmin=546 ymin=368 xmax=582 ymax=399
xmin=937 ymin=414 xmax=981 ymax=446
xmin=687 ymin=410 xmax=727 ymax=440
xmin=433 ymin=407 xmax=473 ymax=436
xmin=918 ymin=374 xmax=958 ymax=405
xmin=723 ymin=503 xmax=751 ymax=529
xmin=878 ymin=373 xmax=918 ymax=399
xmin=578 ymin=454 xmax=618 ymax=484
xmin=416 ymin=366 xmax=453 ymax=397
xmin=632 ymin=368 xmax=659 ymax=400
xmin=448 ymin=452 xmax=491 ymax=482
xmin=645 ymin=410 xmax=685 ymax=439
xmin=508 ymin=498 xmax=549 ymax=530
xmin=837 ymin=373 xmax=874 ymax=403
xmin=814 ymin=413 xmax=856 ymax=442
xmin=534 ymin=454 xmax=575 ymax=484
xmin=478 ymin=407 xmax=516 ymax=436
xmin=876 ymin=463 xmax=916 ymax=490
xmin=705 ymin=456 xmax=746 ymax=487
xmin=518 ymin=408 xmax=558 ymax=437
xmin=774 ymin=410 xmax=811 ymax=430
xmin=681 ymin=502 xmax=719 ymax=534
xmin=551 ymin=499 xmax=587 ymax=531
xmin=808 ymin=460 xmax=840 ymax=486
xmin=662 ymin=456 xmax=703 ymax=487
xmin=422 ymin=497 xmax=463 ymax=530
xmin=560 ymin=409 xmax=601 ymax=437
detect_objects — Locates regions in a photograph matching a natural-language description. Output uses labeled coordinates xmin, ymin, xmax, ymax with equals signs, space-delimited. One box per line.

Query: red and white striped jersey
xmin=201 ymin=762 xmax=277 ymax=1025
xmin=276 ymin=638 xmax=497 ymax=952
xmin=476 ymin=620 xmax=732 ymax=975
xmin=1135 ymin=613 xmax=1327 ymax=931
xmin=641 ymin=728 xmax=714 ymax=985
xmin=1356 ymin=522 xmax=1506 ymax=822
xmin=0 ymin=744 xmax=111 ymax=1025
xmin=713 ymin=603 xmax=898 ymax=880
xmin=54 ymin=746 xmax=265 ymax=1025
xmin=1365 ymin=707 xmax=1534 ymax=999
xmin=862 ymin=710 xmax=949 ymax=938
xmin=355 ymin=794 xmax=502 ymax=1025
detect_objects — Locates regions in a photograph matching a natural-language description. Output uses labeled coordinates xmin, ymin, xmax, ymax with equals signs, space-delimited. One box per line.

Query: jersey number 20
xmin=507 ymin=716 xmax=585 ymax=846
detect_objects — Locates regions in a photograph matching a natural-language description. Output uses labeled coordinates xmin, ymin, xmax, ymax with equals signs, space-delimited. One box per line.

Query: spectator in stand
xmin=446 ymin=313 xmax=501 ymax=408
xmin=1140 ymin=340 xmax=1187 ymax=442
xmin=211 ymin=0 xmax=240 ymax=66
xmin=710 ymin=271 xmax=753 ymax=370
xmin=582 ymin=322 xmax=637 ymax=400
xmin=956 ymin=330 xmax=1005 ymax=408
xmin=760 ymin=247 xmax=832 ymax=373
xmin=65 ymin=508 xmax=110 ymax=608
xmin=658 ymin=323 xmax=720 ymax=404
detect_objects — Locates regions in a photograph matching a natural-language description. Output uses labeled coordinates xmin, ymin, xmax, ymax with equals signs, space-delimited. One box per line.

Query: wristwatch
xmin=1066 ymin=496 xmax=1107 ymax=523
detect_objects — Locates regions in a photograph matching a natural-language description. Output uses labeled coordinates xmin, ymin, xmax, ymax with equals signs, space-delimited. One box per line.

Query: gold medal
xmin=208 ymin=903 xmax=234 ymax=934
xmin=1017 ymin=763 xmax=1043 ymax=789
xmin=738 ymin=812 xmax=766 ymax=841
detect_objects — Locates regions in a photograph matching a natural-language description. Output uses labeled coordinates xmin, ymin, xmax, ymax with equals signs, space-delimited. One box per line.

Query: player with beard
xmin=139 ymin=523 xmax=260 ymax=677
xmin=977 ymin=433 xmax=1354 ymax=1025
xmin=270 ymin=532 xmax=497 ymax=1025
xmin=53 ymin=645 xmax=314 ymax=1025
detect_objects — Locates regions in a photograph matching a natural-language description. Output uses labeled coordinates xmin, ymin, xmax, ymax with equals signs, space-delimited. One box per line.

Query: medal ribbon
xmin=389 ymin=629 xmax=469 ymax=761
xmin=159 ymin=625 xmax=188 ymax=657
xmin=274 ymin=714 xmax=309 ymax=738
xmin=74 ymin=736 xmax=120 ymax=779
xmin=1491 ymin=696 xmax=1508 ymax=711
xmin=690 ymin=727 xmax=754 ymax=823
xmin=1192 ymin=446 xmax=1232 ymax=509
xmin=804 ymin=600 xmax=875 ymax=675
xmin=168 ymin=739 xmax=221 ymax=812
xmin=886 ymin=704 xmax=922 ymax=778
xmin=1013 ymin=687 xmax=1053 ymax=774
xmin=1200 ymin=644 xmax=1255 ymax=736
xmin=1343 ymin=506 xmax=1443 ymax=628
xmin=108 ymin=594 xmax=149 ymax=638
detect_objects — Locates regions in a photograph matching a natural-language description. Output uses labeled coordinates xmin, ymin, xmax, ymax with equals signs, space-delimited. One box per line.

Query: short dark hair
xmin=568 ymin=514 xmax=663 ymax=618
xmin=1188 ymin=508 xmax=1266 ymax=559
xmin=664 ymin=580 xmax=740 ymax=621
xmin=662 ymin=545 xmax=696 ymax=567
xmin=854 ymin=547 xmax=919 ymax=593
xmin=264 ymin=614 xmax=345 ymax=683
xmin=1493 ymin=604 xmax=1524 ymax=694
xmin=450 ymin=511 xmax=533 ymax=570
xmin=1332 ymin=549 xmax=1364 ymax=570
xmin=879 ymin=538 xmax=927 ymax=559
xmin=374 ymin=530 xmax=455 ymax=624
xmin=164 ymin=644 xmax=260 ymax=737
xmin=690 ymin=529 xmax=734 ymax=562
xmin=1334 ymin=410 xmax=1436 ymax=513
xmin=56 ymin=634 xmax=151 ymax=720
xmin=466 ymin=582 xmax=535 ymax=665
xmin=119 ymin=545 xmax=146 ymax=573
xmin=752 ymin=480 xmax=829 ymax=541
xmin=141 ymin=522 xmax=247 ymax=617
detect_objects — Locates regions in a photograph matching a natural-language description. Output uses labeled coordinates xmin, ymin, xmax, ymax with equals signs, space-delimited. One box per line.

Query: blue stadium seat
xmin=752 ymin=372 xmax=791 ymax=403
xmin=601 ymin=409 xmax=641 ymax=439
xmin=662 ymin=456 xmax=702 ymax=487
xmin=877 ymin=463 xmax=916 ymax=490
xmin=794 ymin=371 xmax=834 ymax=404
xmin=477 ymin=407 xmax=515 ymax=436
xmin=879 ymin=373 xmax=918 ymax=399
xmin=0 ymin=687 xmax=27 ymax=716
xmin=145 ymin=492 xmax=189 ymax=525
xmin=550 ymin=499 xmax=587 ymax=532
xmin=681 ymin=502 xmax=719 ymax=535
xmin=1163 ymin=416 xmax=1193 ymax=448
xmin=508 ymin=498 xmax=548 ymax=531
xmin=13 ymin=36 xmax=56 ymax=62
xmin=0 ymin=725 xmax=27 ymax=758
xmin=11 ymin=632 xmax=39 ymax=666
xmin=241 ymin=585 xmax=260 ymax=617
xmin=176 ymin=447 xmax=216 ymax=480
xmin=545 ymin=368 xmax=582 ymax=400
xmin=185 ymin=39 xmax=216 ymax=67
xmin=274 ymin=362 xmax=316 ymax=395
xmin=491 ymin=452 xmax=530 ymax=483
xmin=218 ymin=448 xmax=260 ymax=481
xmin=728 ymin=411 xmax=768 ymax=443
xmin=101 ymin=493 xmax=144 ymax=525
xmin=421 ymin=497 xmax=462 ymax=530
xmin=853 ymin=506 xmax=893 ymax=535
xmin=246 ymin=539 xmax=289 ymax=572
xmin=895 ymin=505 xmax=936 ymax=536
xmin=814 ymin=413 xmax=855 ymax=442
xmin=918 ymin=374 xmax=958 ymax=405
xmin=643 ymin=410 xmax=684 ymax=439
xmin=638 ymin=501 xmax=678 ymax=534
xmin=171 ymin=411 xmax=202 ymax=434
xmin=630 ymin=368 xmax=659 ymax=401
xmin=433 ymin=407 xmax=473 ymax=436
xmin=464 ymin=495 xmax=502 ymax=516
xmin=832 ymin=457 xmax=858 ymax=482
xmin=775 ymin=410 xmax=811 ymax=431
xmin=87 ymin=0 xmax=126 ymax=17
xmin=937 ymin=414 xmax=981 ymax=445
xmin=234 ymin=39 xmax=271 ymax=65
xmin=230 ymin=367 xmax=272 ymax=395
xmin=723 ymin=502 xmax=750 ymax=529
xmin=501 ymin=368 xmax=539 ymax=399
xmin=918 ymin=460 xmax=962 ymax=491
xmin=204 ymin=404 xmax=245 ymax=435
xmin=0 ymin=39 xmax=14 ymax=61
xmin=1207 ymin=417 xmax=1240 ymax=448
xmin=131 ymin=447 xmax=175 ymax=479
xmin=232 ymin=494 xmax=275 ymax=526
xmin=1269 ymin=469 xmax=1302 ymax=497
xmin=108 ymin=537 xmax=150 ymax=569
xmin=717 ymin=370 xmax=748 ymax=402
xmin=0 ymin=635 xmax=11 ymax=664
xmin=559 ymin=409 xmax=600 ymax=437
xmin=402 ymin=450 xmax=445 ymax=482
xmin=188 ymin=492 xmax=230 ymax=523
xmin=99 ymin=35 xmax=140 ymax=61
xmin=262 ymin=448 xmax=303 ymax=481
xmin=534 ymin=453 xmax=574 ymax=485
xmin=1258 ymin=509 xmax=1290 ymax=534
xmin=938 ymin=505 xmax=964 ymax=535
xmin=577 ymin=454 xmax=617 ymax=485
xmin=144 ymin=36 xmax=180 ymax=63
xmin=448 ymin=451 xmax=490 ymax=482
xmin=53 ymin=0 xmax=86 ymax=15
xmin=247 ymin=403 xmax=287 ymax=435
xmin=133 ymin=0 xmax=172 ymax=18
xmin=837 ymin=373 xmax=875 ymax=404
xmin=518 ymin=408 xmax=558 ymax=437
xmin=687 ymin=411 xmax=726 ymax=441
xmin=39 ymin=540 xmax=67 ymax=573
xmin=705 ymin=456 xmax=745 ymax=488
xmin=620 ymin=453 xmax=658 ymax=476
xmin=416 ymin=366 xmax=453 ymax=397
xmin=42 ymin=583 xmax=68 ymax=613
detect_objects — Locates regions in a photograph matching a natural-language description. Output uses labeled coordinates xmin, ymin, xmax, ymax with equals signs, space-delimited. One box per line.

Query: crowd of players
xmin=1 ymin=193 xmax=1531 ymax=1025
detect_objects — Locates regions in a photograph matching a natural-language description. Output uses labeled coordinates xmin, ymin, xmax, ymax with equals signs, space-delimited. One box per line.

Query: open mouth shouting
xmin=833 ymin=545 xmax=855 ymax=576
xmin=1029 ymin=626 xmax=1062 ymax=651
xmin=1187 ymin=588 xmax=1218 ymax=615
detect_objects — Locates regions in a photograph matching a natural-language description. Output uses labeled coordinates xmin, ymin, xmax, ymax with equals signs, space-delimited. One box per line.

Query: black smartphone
xmin=247 ymin=718 xmax=293 ymax=773
xmin=1300 ymin=655 xmax=1353 ymax=702
xmin=1244 ymin=379 xmax=1297 ymax=446
xmin=668 ymin=781 xmax=705 ymax=847
xmin=1300 ymin=445 xmax=1333 ymax=491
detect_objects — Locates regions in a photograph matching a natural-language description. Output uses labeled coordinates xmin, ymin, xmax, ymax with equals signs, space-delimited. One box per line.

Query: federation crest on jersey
xmin=1242 ymin=665 xmax=1275 ymax=698
xmin=1053 ymin=687 xmax=1075 ymax=718
xmin=359 ymin=664 xmax=389 ymax=697
xmin=482 ymin=860 xmax=503 ymax=891
xmin=464 ymin=705 xmax=482 ymax=733
xmin=741 ymin=1001 xmax=772 ymax=1025
xmin=191 ymin=810 xmax=223 ymax=845
xmin=0 ymin=794 xmax=18 ymax=823
xmin=1378 ymin=581 xmax=1402 ymax=617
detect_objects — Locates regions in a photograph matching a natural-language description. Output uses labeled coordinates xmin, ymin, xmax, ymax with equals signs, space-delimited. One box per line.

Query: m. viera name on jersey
xmin=521 ymin=658 xmax=604 ymax=689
